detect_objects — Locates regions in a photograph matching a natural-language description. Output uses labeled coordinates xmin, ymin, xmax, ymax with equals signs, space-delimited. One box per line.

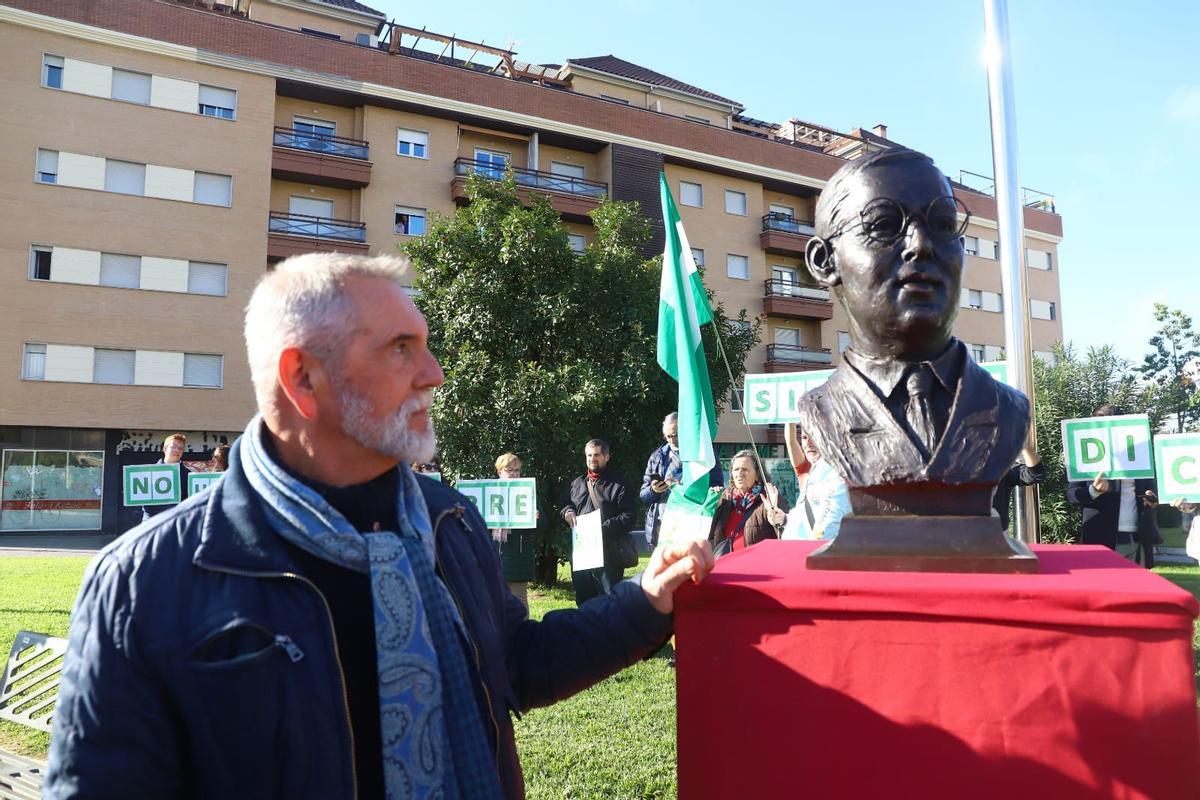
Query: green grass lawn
xmin=2 ymin=554 xmax=1198 ymax=800
xmin=1160 ymin=525 xmax=1187 ymax=550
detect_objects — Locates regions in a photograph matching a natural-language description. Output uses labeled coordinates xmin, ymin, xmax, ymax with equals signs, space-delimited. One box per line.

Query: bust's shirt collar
xmin=842 ymin=339 xmax=963 ymax=399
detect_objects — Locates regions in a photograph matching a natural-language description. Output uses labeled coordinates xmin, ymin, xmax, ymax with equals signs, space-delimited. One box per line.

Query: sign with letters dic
xmin=123 ymin=464 xmax=181 ymax=507
xmin=456 ymin=478 xmax=537 ymax=529
xmin=1061 ymin=414 xmax=1155 ymax=482
xmin=1153 ymin=433 xmax=1200 ymax=503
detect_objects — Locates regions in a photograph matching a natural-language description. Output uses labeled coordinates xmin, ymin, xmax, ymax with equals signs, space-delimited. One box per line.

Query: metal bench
xmin=0 ymin=630 xmax=67 ymax=800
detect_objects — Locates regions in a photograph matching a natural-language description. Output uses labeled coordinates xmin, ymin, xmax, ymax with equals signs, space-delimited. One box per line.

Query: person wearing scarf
xmin=707 ymin=449 xmax=788 ymax=556
xmin=45 ymin=254 xmax=715 ymax=800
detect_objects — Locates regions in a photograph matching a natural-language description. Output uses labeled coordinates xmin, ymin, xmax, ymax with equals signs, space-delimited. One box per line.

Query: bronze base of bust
xmin=807 ymin=515 xmax=1039 ymax=574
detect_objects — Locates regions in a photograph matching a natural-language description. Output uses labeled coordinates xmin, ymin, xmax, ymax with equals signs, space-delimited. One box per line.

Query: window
xmin=983 ymin=344 xmax=1005 ymax=361
xmin=772 ymin=265 xmax=799 ymax=285
xmin=969 ymin=344 xmax=986 ymax=361
xmin=769 ymin=203 xmax=795 ymax=218
xmin=110 ymin=69 xmax=151 ymax=104
xmin=690 ymin=248 xmax=704 ymax=267
xmin=684 ymin=114 xmax=711 ymax=125
xmin=105 ymin=160 xmax=146 ymax=195
xmin=567 ymin=234 xmax=586 ymax=253
xmin=838 ymin=331 xmax=851 ymax=354
xmin=397 ymin=128 xmax=429 ymax=158
xmin=198 ymin=85 xmax=236 ymax=119
xmin=964 ymin=235 xmax=980 ymax=256
xmin=394 ymin=206 xmax=427 ymax=236
xmin=599 ymin=94 xmax=630 ymax=105
xmin=1026 ymin=249 xmax=1053 ymax=271
xmin=193 ymin=172 xmax=232 ymax=206
xmin=29 ymin=246 xmax=52 ymax=280
xmin=474 ymin=149 xmax=509 ymax=179
xmin=982 ymin=290 xmax=1003 ymax=312
xmin=188 ymin=262 xmax=228 ymax=296
xmin=99 ymin=253 xmax=141 ymax=288
xmin=730 ymin=388 xmax=744 ymax=412
xmin=967 ymin=289 xmax=983 ymax=309
xmin=1030 ymin=299 xmax=1056 ymax=321
xmin=93 ymin=348 xmax=135 ymax=385
xmin=184 ymin=353 xmax=223 ymax=388
xmin=774 ymin=327 xmax=800 ymax=347
xmin=22 ymin=344 xmax=46 ymax=380
xmin=42 ymin=54 xmax=64 ymax=89
xmin=679 ymin=181 xmax=703 ymax=208
xmin=36 ymin=149 xmax=58 ymax=183
xmin=726 ymin=254 xmax=749 ymax=280
xmin=725 ymin=190 xmax=747 ymax=216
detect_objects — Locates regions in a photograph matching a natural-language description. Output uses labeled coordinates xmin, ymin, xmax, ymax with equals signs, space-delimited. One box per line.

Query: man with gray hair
xmin=640 ymin=412 xmax=724 ymax=549
xmin=46 ymin=253 xmax=714 ymax=800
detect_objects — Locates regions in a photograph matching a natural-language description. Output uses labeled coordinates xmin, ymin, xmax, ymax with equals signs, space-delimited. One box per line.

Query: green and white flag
xmin=658 ymin=172 xmax=717 ymax=505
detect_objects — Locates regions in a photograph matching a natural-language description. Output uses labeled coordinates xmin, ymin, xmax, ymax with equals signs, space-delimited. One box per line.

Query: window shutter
xmin=193 ymin=173 xmax=232 ymax=206
xmin=198 ymin=84 xmax=236 ymax=110
xmin=184 ymin=354 xmax=223 ymax=387
xmin=99 ymin=253 xmax=141 ymax=288
xmin=111 ymin=69 xmax=151 ymax=103
xmin=105 ymin=160 xmax=146 ymax=195
xmin=188 ymin=262 xmax=228 ymax=296
xmin=93 ymin=349 xmax=135 ymax=384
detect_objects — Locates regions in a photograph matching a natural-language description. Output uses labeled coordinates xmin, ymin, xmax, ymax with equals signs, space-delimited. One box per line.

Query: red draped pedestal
xmin=675 ymin=542 xmax=1199 ymax=799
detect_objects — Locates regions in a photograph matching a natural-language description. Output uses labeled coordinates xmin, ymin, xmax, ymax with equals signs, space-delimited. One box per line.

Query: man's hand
xmin=650 ymin=479 xmax=670 ymax=494
xmin=1092 ymin=472 xmax=1110 ymax=494
xmin=640 ymin=539 xmax=715 ymax=615
xmin=1143 ymin=490 xmax=1159 ymax=509
xmin=564 ymin=510 xmax=577 ymax=527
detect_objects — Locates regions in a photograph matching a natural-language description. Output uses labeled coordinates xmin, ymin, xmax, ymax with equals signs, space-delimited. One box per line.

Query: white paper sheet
xmin=571 ymin=509 xmax=605 ymax=571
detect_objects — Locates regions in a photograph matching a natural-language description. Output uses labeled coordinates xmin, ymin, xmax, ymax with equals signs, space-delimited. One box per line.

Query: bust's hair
xmin=814 ymin=148 xmax=942 ymax=238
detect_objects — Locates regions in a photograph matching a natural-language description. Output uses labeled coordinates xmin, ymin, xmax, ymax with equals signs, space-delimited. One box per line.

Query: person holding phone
xmin=640 ymin=412 xmax=724 ymax=549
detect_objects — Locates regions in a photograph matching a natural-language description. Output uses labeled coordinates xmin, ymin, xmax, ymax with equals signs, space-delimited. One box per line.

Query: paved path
xmin=0 ymin=747 xmax=44 ymax=800
xmin=0 ymin=534 xmax=115 ymax=557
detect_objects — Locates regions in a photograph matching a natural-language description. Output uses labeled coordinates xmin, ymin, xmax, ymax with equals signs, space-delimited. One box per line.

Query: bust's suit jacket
xmin=798 ymin=339 xmax=1030 ymax=488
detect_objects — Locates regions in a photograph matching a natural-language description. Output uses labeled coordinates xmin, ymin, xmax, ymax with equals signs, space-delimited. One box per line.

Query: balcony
xmin=267 ymin=212 xmax=368 ymax=261
xmin=763 ymin=278 xmax=834 ymax=321
xmin=271 ymin=127 xmax=372 ymax=189
xmin=764 ymin=344 xmax=833 ymax=374
xmin=760 ymin=213 xmax=816 ymax=257
xmin=451 ymin=157 xmax=607 ymax=223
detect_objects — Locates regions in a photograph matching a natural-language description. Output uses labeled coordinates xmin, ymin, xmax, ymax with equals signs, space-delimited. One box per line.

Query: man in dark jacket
xmin=560 ymin=439 xmax=634 ymax=604
xmin=1067 ymin=405 xmax=1161 ymax=567
xmin=45 ymin=253 xmax=713 ymax=800
xmin=639 ymin=412 xmax=724 ymax=549
xmin=138 ymin=433 xmax=189 ymax=522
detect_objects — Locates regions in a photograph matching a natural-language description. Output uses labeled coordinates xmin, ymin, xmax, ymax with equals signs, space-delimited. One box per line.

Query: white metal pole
xmin=983 ymin=0 xmax=1039 ymax=543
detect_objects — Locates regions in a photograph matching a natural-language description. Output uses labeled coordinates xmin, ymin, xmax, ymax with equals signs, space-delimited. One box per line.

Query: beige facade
xmin=0 ymin=0 xmax=1065 ymax=532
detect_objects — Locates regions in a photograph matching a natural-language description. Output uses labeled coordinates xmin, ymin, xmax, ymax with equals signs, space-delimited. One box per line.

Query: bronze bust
xmin=798 ymin=148 xmax=1036 ymax=572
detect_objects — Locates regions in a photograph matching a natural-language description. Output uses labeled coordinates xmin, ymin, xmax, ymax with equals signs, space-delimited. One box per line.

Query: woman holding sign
xmin=708 ymin=450 xmax=787 ymax=556
xmin=780 ymin=423 xmax=850 ymax=541
xmin=494 ymin=452 xmax=535 ymax=608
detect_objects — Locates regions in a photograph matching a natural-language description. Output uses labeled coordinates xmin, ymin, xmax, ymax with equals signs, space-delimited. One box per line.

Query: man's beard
xmin=333 ymin=376 xmax=437 ymax=464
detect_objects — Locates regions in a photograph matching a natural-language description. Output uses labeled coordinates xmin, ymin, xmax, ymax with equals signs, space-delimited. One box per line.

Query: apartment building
xmin=0 ymin=0 xmax=1065 ymax=534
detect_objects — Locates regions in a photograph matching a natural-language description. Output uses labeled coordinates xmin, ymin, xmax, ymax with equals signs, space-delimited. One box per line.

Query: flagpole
xmin=983 ymin=0 xmax=1039 ymax=544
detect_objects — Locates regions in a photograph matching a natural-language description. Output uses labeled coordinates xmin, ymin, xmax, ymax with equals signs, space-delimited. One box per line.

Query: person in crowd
xmin=140 ymin=433 xmax=189 ymax=522
xmin=560 ymin=438 xmax=636 ymax=604
xmin=212 ymin=444 xmax=231 ymax=472
xmin=992 ymin=445 xmax=1045 ymax=531
xmin=493 ymin=452 xmax=535 ymax=608
xmin=1068 ymin=404 xmax=1160 ymax=566
xmin=780 ymin=423 xmax=850 ymax=541
xmin=640 ymin=412 xmax=723 ymax=550
xmin=46 ymin=253 xmax=713 ymax=800
xmin=708 ymin=449 xmax=788 ymax=555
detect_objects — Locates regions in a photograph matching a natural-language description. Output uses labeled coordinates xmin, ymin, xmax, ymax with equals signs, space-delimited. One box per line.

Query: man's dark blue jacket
xmin=45 ymin=440 xmax=673 ymax=799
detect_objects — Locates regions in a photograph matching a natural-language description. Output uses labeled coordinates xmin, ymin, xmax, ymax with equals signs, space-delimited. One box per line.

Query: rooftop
xmin=566 ymin=55 xmax=743 ymax=110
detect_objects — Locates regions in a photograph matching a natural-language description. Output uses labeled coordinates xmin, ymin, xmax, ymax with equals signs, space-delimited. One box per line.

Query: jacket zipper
xmin=432 ymin=506 xmax=503 ymax=773
xmin=195 ymin=561 xmax=357 ymax=800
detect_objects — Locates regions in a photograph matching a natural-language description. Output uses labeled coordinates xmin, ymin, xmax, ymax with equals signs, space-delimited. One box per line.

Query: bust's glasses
xmin=830 ymin=196 xmax=970 ymax=247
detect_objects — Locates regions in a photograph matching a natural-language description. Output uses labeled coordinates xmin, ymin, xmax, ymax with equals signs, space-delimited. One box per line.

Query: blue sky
xmin=370 ymin=0 xmax=1199 ymax=364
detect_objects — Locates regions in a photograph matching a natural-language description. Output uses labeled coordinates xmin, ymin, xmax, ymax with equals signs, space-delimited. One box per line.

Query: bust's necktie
xmin=905 ymin=366 xmax=937 ymax=459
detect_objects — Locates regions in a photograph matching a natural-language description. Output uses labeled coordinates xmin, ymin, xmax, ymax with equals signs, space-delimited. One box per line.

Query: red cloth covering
xmin=675 ymin=542 xmax=1200 ymax=799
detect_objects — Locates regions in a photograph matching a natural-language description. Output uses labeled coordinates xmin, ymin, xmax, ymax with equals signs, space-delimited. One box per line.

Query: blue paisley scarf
xmin=240 ymin=416 xmax=503 ymax=800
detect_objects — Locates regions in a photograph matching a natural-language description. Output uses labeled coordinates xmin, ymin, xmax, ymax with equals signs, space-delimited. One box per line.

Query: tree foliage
xmin=1139 ymin=303 xmax=1200 ymax=434
xmin=404 ymin=175 xmax=760 ymax=582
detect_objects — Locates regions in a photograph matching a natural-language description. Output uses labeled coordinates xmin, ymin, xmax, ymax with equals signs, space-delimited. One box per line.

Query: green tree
xmin=1032 ymin=343 xmax=1160 ymax=543
xmin=1139 ymin=303 xmax=1200 ymax=433
xmin=404 ymin=175 xmax=759 ymax=583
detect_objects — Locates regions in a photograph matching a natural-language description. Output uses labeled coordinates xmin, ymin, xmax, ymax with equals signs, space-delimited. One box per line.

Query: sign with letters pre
xmin=123 ymin=464 xmax=181 ymax=507
xmin=187 ymin=471 xmax=222 ymax=495
xmin=456 ymin=478 xmax=537 ymax=529
xmin=1061 ymin=414 xmax=1155 ymax=482
xmin=1153 ymin=433 xmax=1200 ymax=504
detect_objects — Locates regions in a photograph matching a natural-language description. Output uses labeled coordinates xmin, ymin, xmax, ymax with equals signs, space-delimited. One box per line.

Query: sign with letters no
xmin=456 ymin=478 xmax=537 ymax=529
xmin=1061 ymin=414 xmax=1155 ymax=481
xmin=123 ymin=464 xmax=181 ymax=507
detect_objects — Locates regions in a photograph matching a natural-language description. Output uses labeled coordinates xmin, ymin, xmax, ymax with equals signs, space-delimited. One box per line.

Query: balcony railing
xmin=453 ymin=157 xmax=608 ymax=198
xmin=762 ymin=212 xmax=816 ymax=236
xmin=766 ymin=344 xmax=833 ymax=365
xmin=764 ymin=278 xmax=830 ymax=302
xmin=273 ymin=126 xmax=369 ymax=161
xmin=268 ymin=211 xmax=366 ymax=242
